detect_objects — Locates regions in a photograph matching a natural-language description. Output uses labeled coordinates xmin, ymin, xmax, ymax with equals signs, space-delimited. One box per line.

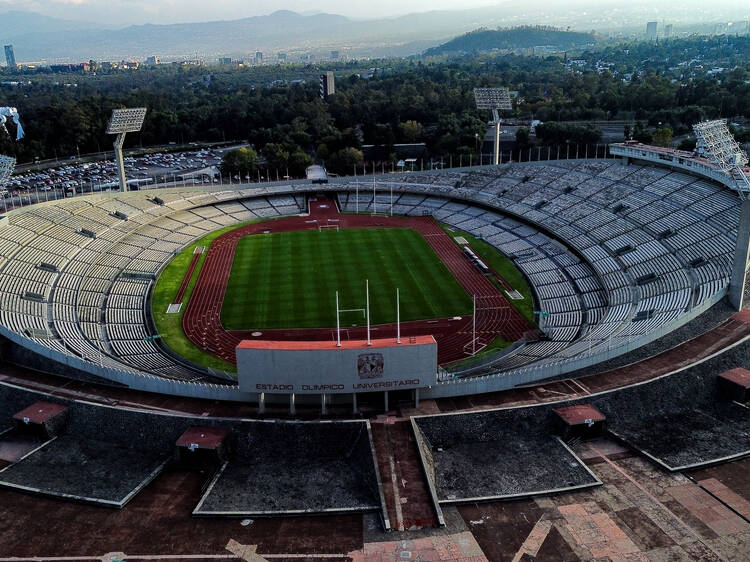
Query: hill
xmin=0 ymin=10 xmax=106 ymax=40
xmin=0 ymin=5 xmax=605 ymax=63
xmin=3 ymin=10 xmax=352 ymax=61
xmin=424 ymin=26 xmax=597 ymax=56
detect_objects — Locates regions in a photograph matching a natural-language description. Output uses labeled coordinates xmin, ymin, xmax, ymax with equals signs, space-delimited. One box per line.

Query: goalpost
xmin=318 ymin=224 xmax=340 ymax=231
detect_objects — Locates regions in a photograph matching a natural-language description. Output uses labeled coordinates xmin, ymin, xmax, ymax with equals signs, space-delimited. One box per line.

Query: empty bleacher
xmin=0 ymin=159 xmax=738 ymax=389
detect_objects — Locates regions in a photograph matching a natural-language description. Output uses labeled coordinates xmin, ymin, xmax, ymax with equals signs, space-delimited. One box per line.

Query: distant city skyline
xmin=1 ymin=0 xmax=747 ymax=64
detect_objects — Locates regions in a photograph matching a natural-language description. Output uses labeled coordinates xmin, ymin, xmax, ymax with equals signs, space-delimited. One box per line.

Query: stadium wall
xmin=237 ymin=337 xmax=437 ymax=395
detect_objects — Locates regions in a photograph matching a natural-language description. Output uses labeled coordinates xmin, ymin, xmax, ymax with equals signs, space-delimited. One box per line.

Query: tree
xmin=221 ymin=147 xmax=258 ymax=176
xmin=262 ymin=142 xmax=290 ymax=170
xmin=515 ymin=127 xmax=530 ymax=146
xmin=677 ymin=137 xmax=696 ymax=151
xmin=652 ymin=126 xmax=673 ymax=147
xmin=534 ymin=122 xmax=601 ymax=145
xmin=371 ymin=124 xmax=395 ymax=147
xmin=288 ymin=150 xmax=313 ymax=177
xmin=326 ymin=147 xmax=364 ymax=175
xmin=399 ymin=120 xmax=423 ymax=142
xmin=632 ymin=121 xmax=652 ymax=144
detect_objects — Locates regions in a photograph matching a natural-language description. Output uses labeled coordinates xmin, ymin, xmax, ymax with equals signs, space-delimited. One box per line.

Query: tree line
xmin=0 ymin=35 xmax=748 ymax=170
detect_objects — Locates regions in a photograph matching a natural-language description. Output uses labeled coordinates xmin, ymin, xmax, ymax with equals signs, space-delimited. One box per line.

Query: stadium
xmin=0 ymin=111 xmax=749 ymax=558
xmin=0 ymin=145 xmax=740 ymax=401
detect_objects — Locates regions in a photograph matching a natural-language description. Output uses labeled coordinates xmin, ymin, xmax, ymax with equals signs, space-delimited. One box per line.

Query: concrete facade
xmin=237 ymin=337 xmax=437 ymax=395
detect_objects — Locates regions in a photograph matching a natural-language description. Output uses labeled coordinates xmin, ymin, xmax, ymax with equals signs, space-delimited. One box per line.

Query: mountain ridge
xmin=2 ymin=2 xmax=746 ymax=63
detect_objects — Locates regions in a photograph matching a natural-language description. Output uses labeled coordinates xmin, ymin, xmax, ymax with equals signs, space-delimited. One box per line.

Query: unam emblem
xmin=357 ymin=353 xmax=384 ymax=379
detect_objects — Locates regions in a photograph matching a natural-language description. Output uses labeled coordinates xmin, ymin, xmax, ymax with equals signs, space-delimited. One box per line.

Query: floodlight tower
xmin=106 ymin=108 xmax=147 ymax=193
xmin=0 ymin=107 xmax=24 ymax=141
xmin=693 ymin=119 xmax=750 ymax=310
xmin=0 ymin=155 xmax=15 ymax=184
xmin=0 ymin=155 xmax=15 ymax=209
xmin=474 ymin=88 xmax=512 ymax=165
xmin=0 ymin=108 xmax=22 ymax=212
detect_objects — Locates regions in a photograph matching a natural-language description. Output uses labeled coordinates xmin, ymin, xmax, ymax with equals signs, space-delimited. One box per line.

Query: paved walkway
xmin=2 ymin=309 xmax=750 ymax=420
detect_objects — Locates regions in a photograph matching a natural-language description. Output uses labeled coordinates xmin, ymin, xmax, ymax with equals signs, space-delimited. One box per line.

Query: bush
xmin=534 ymin=122 xmax=601 ymax=145
xmin=220 ymin=147 xmax=258 ymax=176
xmin=326 ymin=147 xmax=364 ymax=175
xmin=678 ymin=138 xmax=696 ymax=151
xmin=652 ymin=126 xmax=673 ymax=147
xmin=515 ymin=127 xmax=530 ymax=146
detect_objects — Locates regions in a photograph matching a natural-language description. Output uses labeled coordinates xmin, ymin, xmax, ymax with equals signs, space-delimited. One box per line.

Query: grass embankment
xmin=440 ymin=224 xmax=536 ymax=325
xmin=152 ymin=223 xmax=262 ymax=373
xmin=438 ymin=223 xmax=538 ymax=368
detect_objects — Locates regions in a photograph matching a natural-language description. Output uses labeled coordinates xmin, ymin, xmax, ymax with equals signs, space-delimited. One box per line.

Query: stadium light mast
xmin=693 ymin=119 xmax=750 ymax=197
xmin=474 ymin=88 xmax=512 ymax=166
xmin=0 ymin=155 xmax=15 ymax=214
xmin=106 ymin=108 xmax=147 ymax=193
xmin=693 ymin=119 xmax=750 ymax=310
xmin=0 ymin=107 xmax=23 ymax=213
xmin=0 ymin=107 xmax=24 ymax=141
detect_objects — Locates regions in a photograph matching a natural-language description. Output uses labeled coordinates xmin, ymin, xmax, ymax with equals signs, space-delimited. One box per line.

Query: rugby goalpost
xmin=335 ymin=283 xmax=402 ymax=347
xmin=463 ymin=295 xmax=508 ymax=356
xmin=335 ymin=285 xmax=366 ymax=347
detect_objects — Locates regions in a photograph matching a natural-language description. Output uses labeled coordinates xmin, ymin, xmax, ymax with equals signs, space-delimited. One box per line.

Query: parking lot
xmin=0 ymin=146 xmax=240 ymax=212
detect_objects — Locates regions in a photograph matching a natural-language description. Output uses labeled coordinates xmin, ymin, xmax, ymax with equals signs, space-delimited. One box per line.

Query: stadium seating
xmin=0 ymin=158 xmax=738 ymax=392
xmin=339 ymin=160 xmax=736 ymax=374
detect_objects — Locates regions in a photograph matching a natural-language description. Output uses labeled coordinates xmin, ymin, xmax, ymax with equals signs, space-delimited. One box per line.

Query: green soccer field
xmin=220 ymin=228 xmax=473 ymax=330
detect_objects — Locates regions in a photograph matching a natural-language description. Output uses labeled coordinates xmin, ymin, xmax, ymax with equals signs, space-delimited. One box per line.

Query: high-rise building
xmin=145 ymin=55 xmax=160 ymax=65
xmin=646 ymin=22 xmax=658 ymax=40
xmin=4 ymin=45 xmax=16 ymax=68
xmin=277 ymin=52 xmax=287 ymax=61
xmin=319 ymin=71 xmax=335 ymax=100
xmin=219 ymin=57 xmax=232 ymax=65
xmin=663 ymin=24 xmax=673 ymax=38
xmin=255 ymin=51 xmax=263 ymax=65
xmin=330 ymin=50 xmax=339 ymax=60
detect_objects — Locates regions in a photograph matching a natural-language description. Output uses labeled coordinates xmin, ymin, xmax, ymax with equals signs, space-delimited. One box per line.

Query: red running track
xmin=172 ymin=251 xmax=201 ymax=305
xmin=181 ymin=197 xmax=533 ymax=365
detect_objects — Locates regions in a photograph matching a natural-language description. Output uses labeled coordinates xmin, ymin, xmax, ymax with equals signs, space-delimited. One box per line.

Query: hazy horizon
xmin=1 ymin=0 xmax=747 ymax=26
xmin=1 ymin=0 xmax=500 ymax=25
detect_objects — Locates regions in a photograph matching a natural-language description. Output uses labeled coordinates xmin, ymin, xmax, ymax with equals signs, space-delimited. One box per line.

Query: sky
xmin=0 ymin=0 xmax=502 ymax=24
